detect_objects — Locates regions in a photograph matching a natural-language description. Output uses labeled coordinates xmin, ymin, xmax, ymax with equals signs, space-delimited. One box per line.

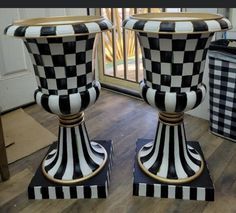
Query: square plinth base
xmin=28 ymin=140 xmax=113 ymax=200
xmin=133 ymin=139 xmax=214 ymax=201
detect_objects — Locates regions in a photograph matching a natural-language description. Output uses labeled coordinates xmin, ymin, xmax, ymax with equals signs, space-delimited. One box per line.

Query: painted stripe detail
xmin=29 ymin=142 xmax=113 ymax=199
xmin=43 ymin=122 xmax=105 ymax=181
xmin=139 ymin=121 xmax=202 ymax=180
xmin=140 ymin=81 xmax=206 ymax=112
xmin=134 ymin=183 xmax=214 ymax=201
xmin=34 ymin=81 xmax=101 ymax=115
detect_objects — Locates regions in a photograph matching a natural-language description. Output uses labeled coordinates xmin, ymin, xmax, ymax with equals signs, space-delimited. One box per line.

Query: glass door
xmin=96 ymin=8 xmax=180 ymax=91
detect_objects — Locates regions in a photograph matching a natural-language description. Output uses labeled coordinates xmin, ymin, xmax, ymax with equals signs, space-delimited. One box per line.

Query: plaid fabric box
xmin=209 ymin=39 xmax=236 ymax=142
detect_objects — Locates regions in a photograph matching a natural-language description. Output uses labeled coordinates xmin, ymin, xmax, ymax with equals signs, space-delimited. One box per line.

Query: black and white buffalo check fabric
xmin=209 ymin=51 xmax=236 ymax=142
xmin=137 ymin=33 xmax=213 ymax=93
xmin=24 ymin=35 xmax=96 ymax=95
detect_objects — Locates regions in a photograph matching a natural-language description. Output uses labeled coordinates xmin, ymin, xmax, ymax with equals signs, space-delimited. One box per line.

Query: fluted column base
xmin=138 ymin=112 xmax=204 ymax=184
xmin=28 ymin=140 xmax=113 ymax=200
xmin=133 ymin=139 xmax=214 ymax=201
xmin=27 ymin=112 xmax=113 ymax=200
xmin=41 ymin=112 xmax=107 ymax=184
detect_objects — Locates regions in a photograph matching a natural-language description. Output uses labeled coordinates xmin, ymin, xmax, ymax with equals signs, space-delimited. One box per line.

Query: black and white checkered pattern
xmin=4 ymin=18 xmax=113 ymax=38
xmin=123 ymin=16 xmax=231 ymax=34
xmin=137 ymin=33 xmax=213 ymax=93
xmin=24 ymin=35 xmax=96 ymax=95
xmin=209 ymin=48 xmax=236 ymax=142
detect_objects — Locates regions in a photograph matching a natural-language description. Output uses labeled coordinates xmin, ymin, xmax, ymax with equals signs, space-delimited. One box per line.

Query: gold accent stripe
xmin=59 ymin=112 xmax=85 ymax=127
xmin=14 ymin=15 xmax=105 ymax=26
xmin=130 ymin=12 xmax=223 ymax=22
xmin=159 ymin=112 xmax=184 ymax=125
xmin=159 ymin=118 xmax=183 ymax=126
xmin=160 ymin=112 xmax=184 ymax=118
xmin=41 ymin=144 xmax=108 ymax=185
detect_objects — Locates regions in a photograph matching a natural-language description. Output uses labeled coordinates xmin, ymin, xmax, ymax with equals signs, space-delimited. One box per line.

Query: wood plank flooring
xmin=0 ymin=89 xmax=235 ymax=213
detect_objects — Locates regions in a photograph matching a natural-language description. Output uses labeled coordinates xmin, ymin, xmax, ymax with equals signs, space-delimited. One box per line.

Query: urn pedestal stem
xmin=138 ymin=112 xmax=204 ymax=184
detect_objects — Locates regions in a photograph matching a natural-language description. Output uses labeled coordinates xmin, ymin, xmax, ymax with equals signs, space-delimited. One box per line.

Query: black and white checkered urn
xmin=123 ymin=12 xmax=231 ymax=201
xmin=5 ymin=16 xmax=113 ymax=199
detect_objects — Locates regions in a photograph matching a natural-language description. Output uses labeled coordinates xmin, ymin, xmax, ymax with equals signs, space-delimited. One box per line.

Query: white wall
xmin=227 ymin=8 xmax=236 ymax=39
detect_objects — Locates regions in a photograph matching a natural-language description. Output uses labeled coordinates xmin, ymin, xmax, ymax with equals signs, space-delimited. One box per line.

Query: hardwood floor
xmin=0 ymin=89 xmax=235 ymax=213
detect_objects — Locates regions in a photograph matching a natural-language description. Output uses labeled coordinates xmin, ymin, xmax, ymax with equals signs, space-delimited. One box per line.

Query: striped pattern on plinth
xmin=29 ymin=142 xmax=113 ymax=199
xmin=4 ymin=18 xmax=113 ymax=38
xmin=42 ymin=121 xmax=106 ymax=183
xmin=34 ymin=81 xmax=101 ymax=116
xmin=139 ymin=121 xmax=202 ymax=181
xmin=140 ymin=81 xmax=206 ymax=112
xmin=133 ymin=183 xmax=214 ymax=201
xmin=123 ymin=16 xmax=231 ymax=34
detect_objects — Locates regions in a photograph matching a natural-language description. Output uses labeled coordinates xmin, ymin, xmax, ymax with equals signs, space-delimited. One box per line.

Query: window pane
xmin=102 ymin=8 xmax=115 ymax=77
xmin=166 ymin=8 xmax=181 ymax=12
xmin=100 ymin=8 xmax=171 ymax=84
xmin=115 ymin=8 xmax=125 ymax=79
